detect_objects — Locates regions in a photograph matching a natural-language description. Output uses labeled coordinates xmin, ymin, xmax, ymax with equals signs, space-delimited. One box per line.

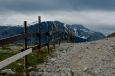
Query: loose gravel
xmin=29 ymin=37 xmax=115 ymax=76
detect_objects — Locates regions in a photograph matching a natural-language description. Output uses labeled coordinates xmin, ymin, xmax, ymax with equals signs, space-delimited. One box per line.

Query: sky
xmin=0 ymin=0 xmax=115 ymax=36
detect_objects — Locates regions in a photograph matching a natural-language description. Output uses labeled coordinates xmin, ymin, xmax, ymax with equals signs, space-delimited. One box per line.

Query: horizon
xmin=0 ymin=0 xmax=115 ymax=36
xmin=0 ymin=20 xmax=110 ymax=36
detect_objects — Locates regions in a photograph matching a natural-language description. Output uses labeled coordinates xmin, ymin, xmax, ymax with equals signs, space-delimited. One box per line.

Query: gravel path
xmin=30 ymin=37 xmax=115 ymax=76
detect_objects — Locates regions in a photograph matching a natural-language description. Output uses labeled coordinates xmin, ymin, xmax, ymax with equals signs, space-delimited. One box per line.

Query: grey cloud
xmin=68 ymin=0 xmax=115 ymax=11
xmin=0 ymin=0 xmax=70 ymax=12
xmin=0 ymin=0 xmax=115 ymax=13
xmin=0 ymin=0 xmax=115 ymax=36
xmin=86 ymin=25 xmax=115 ymax=36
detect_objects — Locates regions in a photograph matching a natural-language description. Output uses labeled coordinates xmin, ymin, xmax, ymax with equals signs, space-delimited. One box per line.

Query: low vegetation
xmin=1 ymin=44 xmax=11 ymax=50
xmin=0 ymin=44 xmax=54 ymax=76
xmin=0 ymin=40 xmax=72 ymax=76
xmin=107 ymin=32 xmax=115 ymax=38
xmin=61 ymin=40 xmax=73 ymax=43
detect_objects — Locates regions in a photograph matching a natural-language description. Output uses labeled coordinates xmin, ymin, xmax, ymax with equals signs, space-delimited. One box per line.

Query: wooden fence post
xmin=70 ymin=32 xmax=72 ymax=42
xmin=52 ymin=22 xmax=55 ymax=49
xmin=24 ymin=21 xmax=27 ymax=71
xmin=38 ymin=16 xmax=41 ymax=58
xmin=71 ymin=33 xmax=74 ymax=43
xmin=56 ymin=24 xmax=60 ymax=45
xmin=47 ymin=24 xmax=50 ymax=53
xmin=69 ymin=31 xmax=71 ymax=41
xmin=73 ymin=35 xmax=74 ymax=43
xmin=62 ymin=26 xmax=64 ymax=40
xmin=66 ymin=30 xmax=68 ymax=40
xmin=70 ymin=33 xmax=72 ymax=42
xmin=68 ymin=32 xmax=70 ymax=41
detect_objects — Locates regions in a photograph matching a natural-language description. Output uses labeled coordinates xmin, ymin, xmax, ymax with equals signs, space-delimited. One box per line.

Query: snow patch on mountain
xmin=73 ymin=28 xmax=78 ymax=36
xmin=81 ymin=36 xmax=87 ymax=39
xmin=80 ymin=29 xmax=88 ymax=32
xmin=64 ymin=24 xmax=67 ymax=28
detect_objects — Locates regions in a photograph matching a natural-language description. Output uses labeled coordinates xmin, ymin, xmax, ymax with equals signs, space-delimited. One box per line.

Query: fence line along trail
xmin=0 ymin=16 xmax=114 ymax=76
xmin=0 ymin=16 xmax=74 ymax=75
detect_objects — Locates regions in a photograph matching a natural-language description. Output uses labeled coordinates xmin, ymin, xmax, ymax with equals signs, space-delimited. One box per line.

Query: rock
xmin=86 ymin=47 xmax=88 ymax=49
xmin=98 ymin=75 xmax=105 ymax=76
xmin=7 ymin=69 xmax=13 ymax=74
xmin=1 ymin=70 xmax=7 ymax=74
xmin=28 ymin=66 xmax=33 ymax=70
xmin=72 ymin=70 xmax=81 ymax=76
xmin=17 ymin=63 xmax=22 ymax=66
xmin=1 ymin=69 xmax=15 ymax=75
xmin=29 ymin=71 xmax=35 ymax=76
xmin=47 ymin=68 xmax=52 ymax=72
xmin=113 ymin=60 xmax=115 ymax=64
xmin=83 ymin=67 xmax=88 ymax=72
xmin=23 ymin=72 xmax=26 ymax=76
xmin=51 ymin=58 xmax=56 ymax=61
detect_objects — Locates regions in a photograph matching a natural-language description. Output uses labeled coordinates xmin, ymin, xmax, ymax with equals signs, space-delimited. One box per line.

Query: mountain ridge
xmin=0 ymin=21 xmax=105 ymax=44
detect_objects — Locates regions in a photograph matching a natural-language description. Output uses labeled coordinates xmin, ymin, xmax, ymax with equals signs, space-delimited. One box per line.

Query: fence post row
xmin=69 ymin=30 xmax=71 ymax=41
xmin=52 ymin=22 xmax=55 ymax=49
xmin=38 ymin=16 xmax=41 ymax=58
xmin=24 ymin=21 xmax=28 ymax=71
xmin=71 ymin=32 xmax=74 ymax=43
xmin=69 ymin=32 xmax=72 ymax=42
xmin=70 ymin=32 xmax=72 ymax=42
xmin=72 ymin=33 xmax=74 ymax=43
xmin=66 ymin=29 xmax=68 ymax=40
xmin=62 ymin=26 xmax=65 ymax=40
xmin=0 ymin=16 xmax=75 ymax=72
xmin=56 ymin=24 xmax=60 ymax=45
xmin=65 ymin=30 xmax=68 ymax=40
xmin=67 ymin=29 xmax=71 ymax=41
xmin=47 ymin=24 xmax=50 ymax=53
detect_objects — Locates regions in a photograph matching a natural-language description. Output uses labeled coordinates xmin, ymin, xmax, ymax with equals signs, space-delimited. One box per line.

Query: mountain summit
xmin=0 ymin=21 xmax=105 ymax=44
xmin=53 ymin=21 xmax=105 ymax=41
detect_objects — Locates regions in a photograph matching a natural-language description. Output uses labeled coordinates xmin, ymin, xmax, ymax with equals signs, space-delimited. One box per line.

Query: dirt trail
xmin=30 ymin=37 xmax=115 ymax=76
xmin=65 ymin=37 xmax=115 ymax=76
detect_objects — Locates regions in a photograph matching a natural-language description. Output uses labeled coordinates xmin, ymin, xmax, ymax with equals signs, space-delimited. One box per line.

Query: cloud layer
xmin=0 ymin=0 xmax=115 ymax=36
xmin=0 ymin=0 xmax=115 ymax=12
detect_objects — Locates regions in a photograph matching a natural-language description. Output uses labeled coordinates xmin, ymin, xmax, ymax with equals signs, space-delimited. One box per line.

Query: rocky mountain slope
xmin=0 ymin=21 xmax=105 ymax=44
xmin=64 ymin=23 xmax=105 ymax=41
xmin=29 ymin=37 xmax=115 ymax=76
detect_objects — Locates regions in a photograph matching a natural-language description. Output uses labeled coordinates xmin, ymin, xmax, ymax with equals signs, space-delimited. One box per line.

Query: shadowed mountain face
xmin=0 ymin=21 xmax=105 ymax=44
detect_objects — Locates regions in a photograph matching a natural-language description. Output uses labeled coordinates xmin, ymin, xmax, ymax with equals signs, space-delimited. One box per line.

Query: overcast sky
xmin=0 ymin=0 xmax=115 ymax=36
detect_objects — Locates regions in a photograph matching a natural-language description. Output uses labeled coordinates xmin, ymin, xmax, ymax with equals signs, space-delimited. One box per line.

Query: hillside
xmin=107 ymin=32 xmax=115 ymax=38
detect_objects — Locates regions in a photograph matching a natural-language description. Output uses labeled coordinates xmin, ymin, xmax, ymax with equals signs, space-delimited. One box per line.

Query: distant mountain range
xmin=0 ymin=21 xmax=105 ymax=44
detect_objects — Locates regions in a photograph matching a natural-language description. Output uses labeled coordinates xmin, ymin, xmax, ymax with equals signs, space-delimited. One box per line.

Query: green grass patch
xmin=0 ymin=51 xmax=18 ymax=62
xmin=0 ymin=46 xmax=54 ymax=76
xmin=61 ymin=40 xmax=72 ymax=43
xmin=1 ymin=45 xmax=11 ymax=50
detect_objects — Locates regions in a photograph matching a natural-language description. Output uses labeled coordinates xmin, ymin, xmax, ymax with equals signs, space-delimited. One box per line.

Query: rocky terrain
xmin=28 ymin=37 xmax=115 ymax=76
